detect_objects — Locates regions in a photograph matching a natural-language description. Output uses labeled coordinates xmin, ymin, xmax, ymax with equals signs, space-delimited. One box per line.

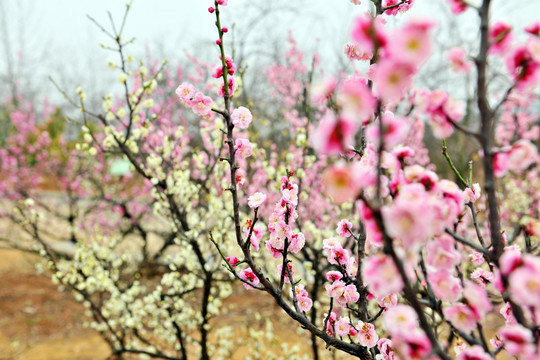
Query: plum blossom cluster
xmin=210 ymin=0 xmax=540 ymax=358
xmin=175 ymin=82 xmax=213 ymax=117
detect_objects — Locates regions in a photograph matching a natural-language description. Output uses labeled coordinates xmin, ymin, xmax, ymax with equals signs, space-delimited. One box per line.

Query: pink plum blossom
xmin=464 ymin=183 xmax=481 ymax=203
xmin=376 ymin=293 xmax=398 ymax=309
xmin=292 ymin=284 xmax=308 ymax=299
xmin=297 ymin=296 xmax=313 ymax=312
xmin=326 ymin=246 xmax=350 ymax=266
xmin=383 ymin=0 xmax=414 ymax=15
xmin=231 ymin=106 xmax=253 ymax=129
xmin=508 ymin=260 xmax=540 ymax=307
xmin=523 ymin=217 xmax=540 ymax=237
xmin=471 ymin=268 xmax=494 ymax=287
xmin=507 ymin=139 xmax=538 ymax=173
xmin=190 ymin=92 xmax=213 ymax=116
xmin=218 ymin=76 xmax=237 ymax=97
xmin=277 ymin=263 xmax=294 ymax=283
xmin=175 ymin=82 xmax=196 ymax=105
xmin=362 ymin=255 xmax=404 ymax=298
xmin=351 ymin=15 xmax=387 ymax=56
xmin=357 ymin=321 xmax=378 ymax=348
xmin=310 ymin=77 xmax=337 ymax=105
xmin=421 ymin=90 xmax=465 ymax=139
xmin=470 ymin=251 xmax=485 ymax=265
xmin=493 ymin=150 xmax=510 ymax=177
xmin=226 ymin=256 xmax=239 ymax=267
xmin=243 ymin=220 xmax=264 ymax=250
xmin=239 ymin=268 xmax=260 ymax=290
xmin=336 ymin=219 xmax=353 ymax=237
xmin=457 ymin=345 xmax=492 ymax=360
xmin=323 ymin=312 xmax=337 ymax=336
xmin=447 ymin=47 xmax=473 ymax=73
xmin=325 ymin=280 xmax=360 ymax=307
xmin=446 ymin=0 xmax=468 ymax=14
xmin=344 ymin=43 xmax=372 ymax=61
xmin=372 ymin=59 xmax=415 ymax=103
xmin=528 ymin=36 xmax=540 ymax=63
xmin=377 ymin=338 xmax=395 ymax=360
xmin=506 ymin=46 xmax=540 ymax=90
xmin=335 ymin=317 xmax=351 ymax=337
xmin=281 ymin=184 xmax=299 ymax=206
xmin=489 ymin=21 xmax=513 ymax=55
xmin=383 ymin=305 xmax=418 ymax=335
xmin=345 ymin=256 xmax=358 ymax=277
xmin=425 ymin=235 xmax=461 ymax=270
xmin=322 ymin=162 xmax=358 ymax=204
xmin=499 ymin=246 xmax=523 ymax=275
xmin=500 ymin=302 xmax=517 ymax=325
xmin=499 ymin=325 xmax=535 ymax=357
xmin=428 ymin=269 xmax=462 ymax=301
xmin=312 ymin=113 xmax=357 ymax=155
xmin=365 ymin=111 xmax=411 ymax=149
xmin=336 ymin=77 xmax=376 ymax=124
xmin=323 ymin=237 xmax=343 ymax=251
xmin=234 ymin=138 xmax=253 ymax=159
xmin=387 ymin=18 xmax=435 ymax=66
xmin=463 ymin=281 xmax=492 ymax=321
xmin=443 ymin=303 xmax=477 ymax=333
xmin=382 ymin=184 xmax=437 ymax=248
xmin=212 ymin=55 xmax=236 ymax=78
xmin=326 ymin=271 xmax=343 ymax=282
xmin=247 ymin=192 xmax=266 ymax=208
xmin=392 ymin=330 xmax=432 ymax=359
xmin=288 ymin=232 xmax=305 ymax=253
xmin=525 ymin=21 xmax=540 ymax=36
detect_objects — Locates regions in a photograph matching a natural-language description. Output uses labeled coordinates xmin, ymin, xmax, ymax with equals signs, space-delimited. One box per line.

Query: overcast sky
xmin=1 ymin=0 xmax=539 ymax=107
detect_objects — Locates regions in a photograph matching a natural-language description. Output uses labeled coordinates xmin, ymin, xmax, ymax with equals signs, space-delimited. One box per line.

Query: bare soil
xmin=0 ymin=248 xmax=323 ymax=360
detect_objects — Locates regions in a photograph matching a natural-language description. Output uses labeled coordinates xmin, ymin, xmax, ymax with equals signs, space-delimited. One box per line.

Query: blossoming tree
xmin=2 ymin=0 xmax=540 ymax=359
xmin=184 ymin=0 xmax=540 ymax=359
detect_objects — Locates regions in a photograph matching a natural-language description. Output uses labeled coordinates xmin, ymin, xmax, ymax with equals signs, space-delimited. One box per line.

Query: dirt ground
xmin=0 ymin=248 xmax=329 ymax=360
xmin=0 ymin=248 xmax=110 ymax=360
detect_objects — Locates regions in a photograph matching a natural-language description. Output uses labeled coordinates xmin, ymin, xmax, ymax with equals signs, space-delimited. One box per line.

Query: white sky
xmin=1 ymin=0 xmax=540 ymax=106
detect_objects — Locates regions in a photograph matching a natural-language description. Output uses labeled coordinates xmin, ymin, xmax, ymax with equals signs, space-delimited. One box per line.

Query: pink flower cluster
xmin=362 ymin=254 xmax=403 ymax=298
xmin=500 ymin=248 xmax=540 ymax=308
xmin=505 ymin=32 xmax=540 ymax=90
xmin=292 ymin=285 xmax=313 ymax=312
xmin=383 ymin=305 xmax=431 ymax=359
xmin=443 ymin=281 xmax=492 ymax=333
xmin=323 ymin=237 xmax=355 ymax=271
xmin=493 ymin=139 xmax=538 ymax=177
xmin=367 ymin=18 xmax=435 ymax=103
xmin=242 ymin=218 xmax=264 ymax=250
xmin=382 ymin=0 xmax=414 ymax=16
xmin=175 ymin=82 xmax=213 ymax=117
xmin=265 ymin=176 xmax=305 ymax=258
xmin=234 ymin=138 xmax=253 ymax=159
xmin=416 ymin=89 xmax=465 ymax=139
xmin=325 ymin=280 xmax=359 ymax=307
xmin=447 ymin=47 xmax=473 ymax=73
xmin=382 ymin=178 xmax=465 ymax=251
